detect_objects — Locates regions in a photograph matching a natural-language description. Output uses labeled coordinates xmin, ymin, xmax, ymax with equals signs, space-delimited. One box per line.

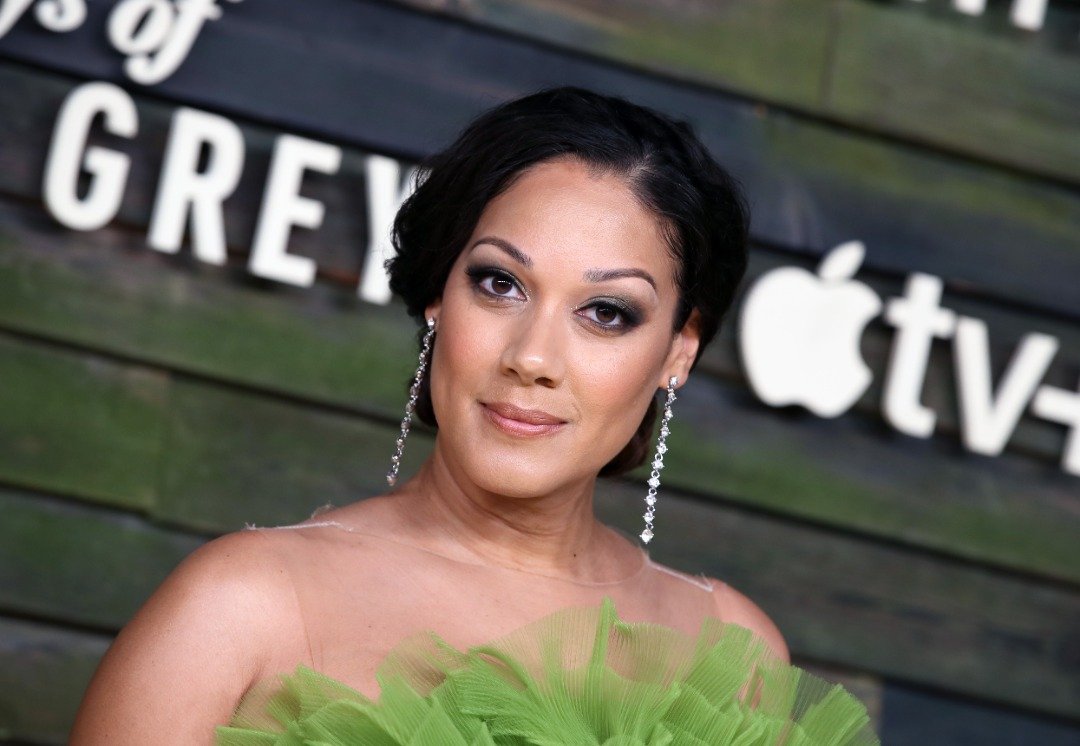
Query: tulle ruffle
xmin=217 ymin=596 xmax=878 ymax=745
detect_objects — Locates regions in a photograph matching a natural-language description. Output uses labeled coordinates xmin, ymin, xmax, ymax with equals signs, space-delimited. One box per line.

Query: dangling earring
xmin=641 ymin=375 xmax=677 ymax=544
xmin=387 ymin=316 xmax=436 ymax=487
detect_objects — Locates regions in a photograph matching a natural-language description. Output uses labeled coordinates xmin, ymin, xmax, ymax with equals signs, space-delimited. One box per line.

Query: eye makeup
xmin=463 ymin=263 xmax=645 ymax=333
xmin=578 ymin=297 xmax=642 ymax=331
xmin=464 ymin=264 xmax=526 ymax=300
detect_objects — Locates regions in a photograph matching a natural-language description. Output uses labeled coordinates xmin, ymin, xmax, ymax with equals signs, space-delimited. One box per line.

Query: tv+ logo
xmin=737 ymin=241 xmax=1079 ymax=476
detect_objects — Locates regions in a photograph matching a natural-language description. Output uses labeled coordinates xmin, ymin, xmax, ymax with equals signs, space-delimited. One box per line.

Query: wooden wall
xmin=0 ymin=0 xmax=1077 ymax=742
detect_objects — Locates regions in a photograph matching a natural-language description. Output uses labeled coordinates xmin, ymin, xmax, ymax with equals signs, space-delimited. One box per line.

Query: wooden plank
xmin=0 ymin=201 xmax=421 ymax=419
xmin=0 ymin=488 xmax=201 ymax=630
xmin=0 ymin=206 xmax=1076 ymax=584
xmin=593 ymin=480 xmax=1080 ymax=720
xmin=826 ymin=0 xmax=1080 ymax=183
xmin=0 ymin=4 xmax=1078 ymax=319
xmin=0 ymin=617 xmax=109 ymax=744
xmin=0 ymin=333 xmax=168 ymax=510
xmin=880 ymin=679 xmax=1080 ymax=745
xmin=157 ymin=378 xmax=434 ymax=531
xmin=398 ymin=0 xmax=834 ymax=111
xmin=738 ymin=111 xmax=1080 ymax=323
xmin=390 ymin=0 xmax=1080 ymax=183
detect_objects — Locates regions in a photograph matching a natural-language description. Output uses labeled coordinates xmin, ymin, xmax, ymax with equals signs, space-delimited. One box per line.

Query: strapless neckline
xmin=217 ymin=595 xmax=880 ymax=745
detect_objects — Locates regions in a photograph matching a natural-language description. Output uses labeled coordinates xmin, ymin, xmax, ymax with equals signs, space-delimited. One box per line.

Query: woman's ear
xmin=661 ymin=308 xmax=702 ymax=388
xmin=424 ymin=298 xmax=442 ymax=326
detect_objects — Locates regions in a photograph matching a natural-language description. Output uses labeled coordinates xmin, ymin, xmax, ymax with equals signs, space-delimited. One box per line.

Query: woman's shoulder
xmin=70 ymin=529 xmax=308 ymax=742
xmin=706 ymin=574 xmax=790 ymax=663
xmin=146 ymin=528 xmax=307 ymax=656
xmin=634 ymin=551 xmax=788 ymax=662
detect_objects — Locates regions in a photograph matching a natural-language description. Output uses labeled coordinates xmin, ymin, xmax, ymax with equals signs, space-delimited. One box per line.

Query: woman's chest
xmin=254 ymin=536 xmax=715 ymax=700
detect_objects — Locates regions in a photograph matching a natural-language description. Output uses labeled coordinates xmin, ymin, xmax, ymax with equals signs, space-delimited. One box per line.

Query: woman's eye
xmin=478 ymin=272 xmax=524 ymax=299
xmin=583 ymin=303 xmax=625 ymax=328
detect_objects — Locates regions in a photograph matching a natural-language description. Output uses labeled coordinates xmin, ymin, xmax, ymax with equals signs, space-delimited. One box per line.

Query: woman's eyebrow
xmin=583 ymin=267 xmax=657 ymax=292
xmin=469 ymin=236 xmax=532 ymax=267
xmin=469 ymin=235 xmax=657 ymax=292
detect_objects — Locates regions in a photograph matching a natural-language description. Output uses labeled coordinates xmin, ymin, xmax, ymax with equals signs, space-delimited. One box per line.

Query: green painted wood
xmin=0 ymin=334 xmax=168 ymax=510
xmin=743 ymin=110 xmax=1080 ymax=319
xmin=0 ymin=488 xmax=202 ymax=629
xmin=0 ymin=208 xmax=420 ymax=421
xmin=392 ymin=0 xmax=1080 ymax=183
xmin=594 ymin=480 xmax=1080 ymax=720
xmin=157 ymin=378 xmax=433 ymax=532
xmin=0 ymin=616 xmax=108 ymax=744
xmin=826 ymin=1 xmax=1080 ymax=183
xmin=432 ymin=0 xmax=832 ymax=110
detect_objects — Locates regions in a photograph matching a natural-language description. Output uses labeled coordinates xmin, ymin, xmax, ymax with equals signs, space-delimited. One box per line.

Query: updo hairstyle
xmin=385 ymin=86 xmax=750 ymax=477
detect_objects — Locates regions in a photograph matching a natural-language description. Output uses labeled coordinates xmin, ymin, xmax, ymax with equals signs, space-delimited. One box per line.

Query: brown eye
xmin=474 ymin=271 xmax=525 ymax=300
xmin=595 ymin=306 xmax=619 ymax=324
xmin=583 ymin=303 xmax=625 ymax=328
xmin=491 ymin=277 xmax=514 ymax=295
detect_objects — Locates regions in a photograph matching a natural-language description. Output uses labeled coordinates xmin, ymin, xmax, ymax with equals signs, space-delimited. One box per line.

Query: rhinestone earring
xmin=641 ymin=375 xmax=677 ymax=544
xmin=387 ymin=316 xmax=436 ymax=487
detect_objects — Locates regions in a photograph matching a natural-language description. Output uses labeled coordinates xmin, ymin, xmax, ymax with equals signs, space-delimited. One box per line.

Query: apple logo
xmin=738 ymin=240 xmax=883 ymax=418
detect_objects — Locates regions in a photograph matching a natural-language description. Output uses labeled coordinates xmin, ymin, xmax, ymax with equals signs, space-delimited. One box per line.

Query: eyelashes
xmin=465 ymin=265 xmax=525 ymax=301
xmin=463 ymin=265 xmax=643 ymax=332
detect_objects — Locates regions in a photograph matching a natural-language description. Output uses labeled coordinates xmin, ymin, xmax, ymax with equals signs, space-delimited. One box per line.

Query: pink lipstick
xmin=481 ymin=402 xmax=567 ymax=437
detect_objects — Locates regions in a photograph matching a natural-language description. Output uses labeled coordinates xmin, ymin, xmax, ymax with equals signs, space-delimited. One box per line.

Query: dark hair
xmin=386 ymin=86 xmax=750 ymax=476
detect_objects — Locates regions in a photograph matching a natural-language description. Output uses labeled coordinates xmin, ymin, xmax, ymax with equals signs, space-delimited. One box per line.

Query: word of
xmin=0 ymin=0 xmax=241 ymax=85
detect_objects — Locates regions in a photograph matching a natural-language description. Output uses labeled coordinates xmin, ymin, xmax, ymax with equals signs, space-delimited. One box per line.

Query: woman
xmin=71 ymin=86 xmax=877 ymax=744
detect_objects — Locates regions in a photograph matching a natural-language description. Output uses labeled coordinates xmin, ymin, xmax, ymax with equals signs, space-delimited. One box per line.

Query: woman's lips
xmin=481 ymin=402 xmax=567 ymax=437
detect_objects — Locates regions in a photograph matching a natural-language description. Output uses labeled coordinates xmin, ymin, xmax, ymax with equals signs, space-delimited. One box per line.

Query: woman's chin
xmin=472 ymin=463 xmax=572 ymax=499
xmin=448 ymin=449 xmax=585 ymax=499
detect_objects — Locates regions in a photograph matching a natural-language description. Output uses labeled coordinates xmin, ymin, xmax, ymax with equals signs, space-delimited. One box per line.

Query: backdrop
xmin=0 ymin=0 xmax=1077 ymax=742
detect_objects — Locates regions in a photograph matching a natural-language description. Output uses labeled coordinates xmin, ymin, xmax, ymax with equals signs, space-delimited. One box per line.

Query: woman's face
xmin=425 ymin=156 xmax=701 ymax=498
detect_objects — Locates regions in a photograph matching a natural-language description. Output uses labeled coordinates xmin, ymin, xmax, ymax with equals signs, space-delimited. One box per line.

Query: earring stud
xmin=641 ymin=375 xmax=677 ymax=544
xmin=387 ymin=316 xmax=436 ymax=486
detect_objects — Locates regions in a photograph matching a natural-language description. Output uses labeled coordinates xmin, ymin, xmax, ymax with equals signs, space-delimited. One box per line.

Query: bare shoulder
xmin=708 ymin=577 xmax=790 ymax=663
xmin=70 ymin=529 xmax=304 ymax=745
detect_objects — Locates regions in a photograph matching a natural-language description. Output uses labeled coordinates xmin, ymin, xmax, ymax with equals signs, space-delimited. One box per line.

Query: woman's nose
xmin=500 ymin=308 xmax=566 ymax=387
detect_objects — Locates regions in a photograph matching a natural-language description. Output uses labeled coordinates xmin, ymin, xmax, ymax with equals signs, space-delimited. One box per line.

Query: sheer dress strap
xmin=244 ymin=518 xmax=723 ymax=597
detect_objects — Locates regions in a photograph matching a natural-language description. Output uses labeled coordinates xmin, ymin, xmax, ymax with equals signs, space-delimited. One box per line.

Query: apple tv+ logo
xmin=737 ymin=241 xmax=1080 ymax=477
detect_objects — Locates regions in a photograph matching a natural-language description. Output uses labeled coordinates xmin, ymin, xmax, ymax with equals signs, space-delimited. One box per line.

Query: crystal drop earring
xmin=386 ymin=316 xmax=436 ymax=487
xmin=641 ymin=375 xmax=677 ymax=544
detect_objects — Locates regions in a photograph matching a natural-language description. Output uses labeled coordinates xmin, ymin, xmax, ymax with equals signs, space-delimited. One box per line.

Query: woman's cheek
xmin=575 ymin=342 xmax=654 ymax=433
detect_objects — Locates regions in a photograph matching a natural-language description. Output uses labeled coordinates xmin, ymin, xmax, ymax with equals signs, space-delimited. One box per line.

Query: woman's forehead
xmin=468 ymin=159 xmax=676 ymax=285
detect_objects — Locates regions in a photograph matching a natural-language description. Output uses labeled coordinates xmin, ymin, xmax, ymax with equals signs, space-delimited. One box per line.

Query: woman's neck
xmin=387 ymin=445 xmax=633 ymax=583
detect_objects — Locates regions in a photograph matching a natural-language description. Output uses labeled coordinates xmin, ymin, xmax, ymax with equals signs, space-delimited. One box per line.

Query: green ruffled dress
xmin=217 ymin=596 xmax=879 ymax=745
